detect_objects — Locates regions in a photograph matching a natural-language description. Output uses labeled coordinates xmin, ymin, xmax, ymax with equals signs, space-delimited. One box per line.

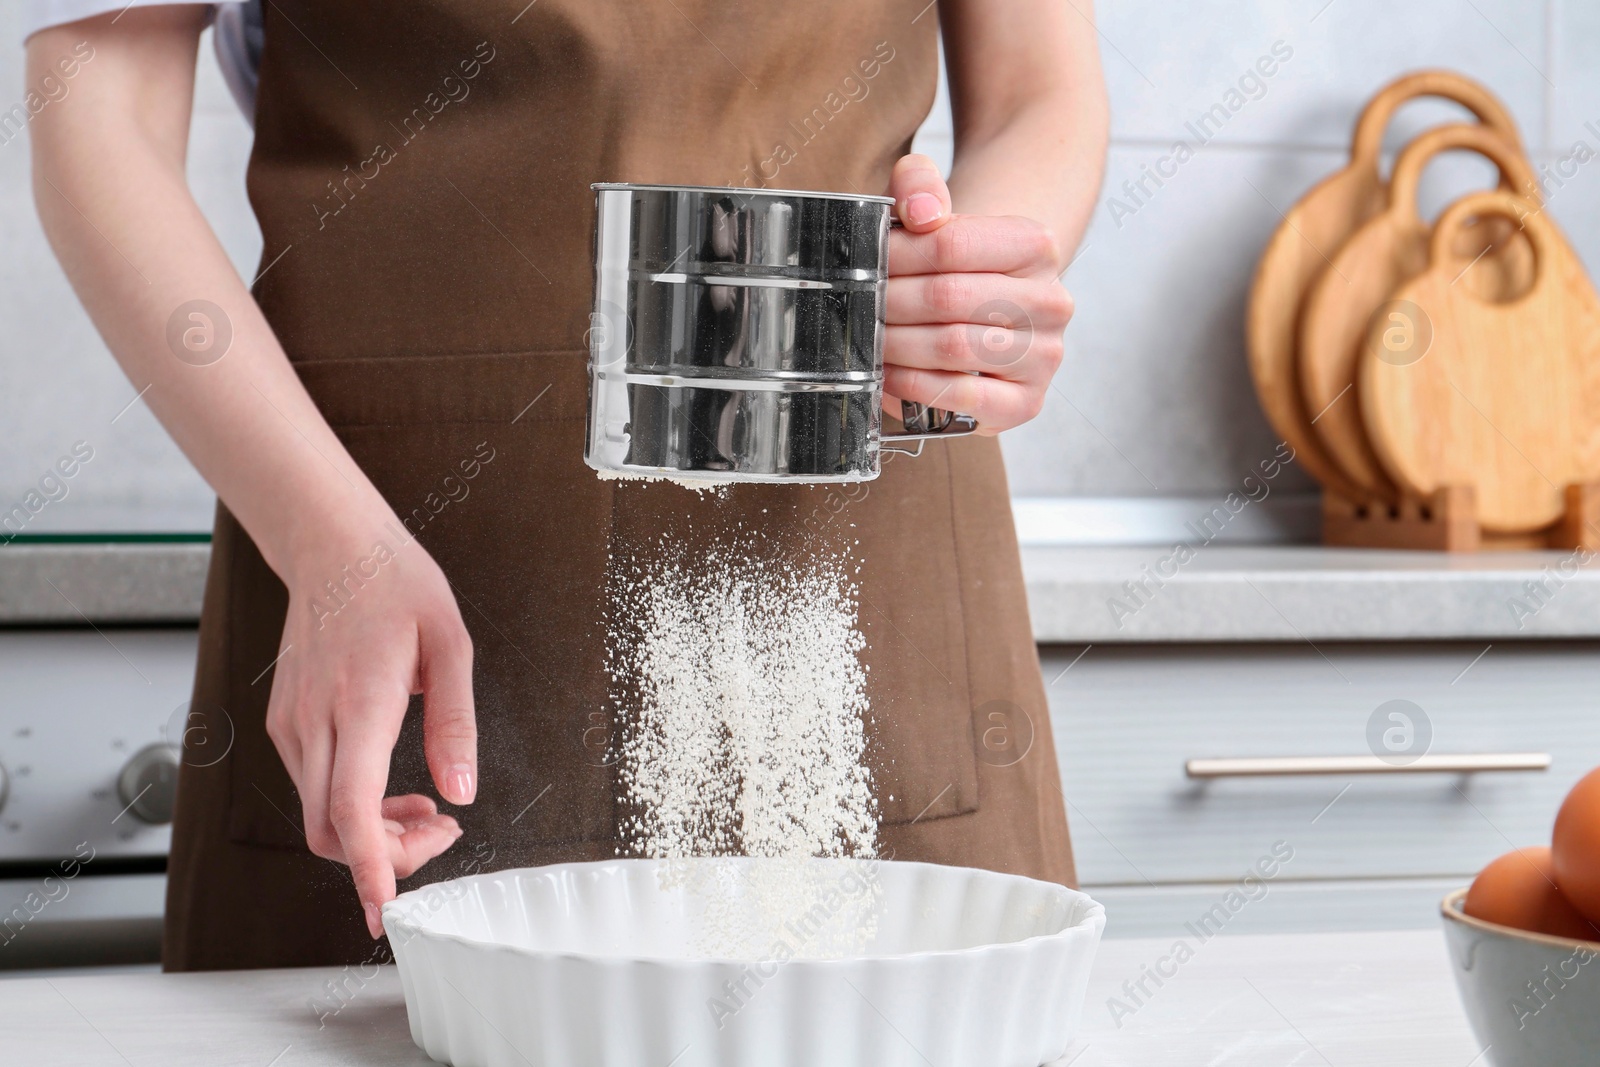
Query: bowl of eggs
xmin=1441 ymin=767 xmax=1600 ymax=1067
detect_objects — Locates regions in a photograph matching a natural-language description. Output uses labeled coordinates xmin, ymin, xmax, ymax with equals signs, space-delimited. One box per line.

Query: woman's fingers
xmin=889 ymin=153 xmax=952 ymax=232
xmin=883 ymin=365 xmax=1045 ymax=436
xmin=382 ymin=794 xmax=442 ymax=823
xmin=327 ymin=689 xmax=407 ymax=939
xmin=879 ymin=152 xmax=1075 ymax=436
xmin=885 ymin=323 xmax=1037 ymax=381
xmin=885 ymin=319 xmax=1064 ymax=383
xmin=382 ymin=793 xmax=461 ymax=879
xmin=883 ymin=217 xmax=1072 ymax=434
xmin=889 ymin=214 xmax=1061 ymax=278
xmin=388 ymin=811 xmax=464 ymax=880
xmin=296 ymin=720 xmax=342 ymax=863
xmin=419 ymin=612 xmax=477 ymax=807
xmin=887 ymin=272 xmax=1073 ymax=331
xmin=263 ymin=542 xmax=477 ymax=937
xmin=380 ymin=797 xmax=462 ymax=878
xmin=263 ymin=659 xmax=305 ymax=785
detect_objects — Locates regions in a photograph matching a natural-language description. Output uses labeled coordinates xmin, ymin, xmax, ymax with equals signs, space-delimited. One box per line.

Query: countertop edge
xmin=0 ymin=543 xmax=210 ymax=626
xmin=1024 ymin=544 xmax=1600 ymax=643
xmin=5 ymin=542 xmax=1600 ymax=643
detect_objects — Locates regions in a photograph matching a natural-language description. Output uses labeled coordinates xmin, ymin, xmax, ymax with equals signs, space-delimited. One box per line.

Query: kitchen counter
xmin=1025 ymin=543 xmax=1600 ymax=643
xmin=0 ymin=541 xmax=208 ymax=625
xmin=6 ymin=538 xmax=1599 ymax=646
xmin=3 ymin=929 xmax=1480 ymax=1065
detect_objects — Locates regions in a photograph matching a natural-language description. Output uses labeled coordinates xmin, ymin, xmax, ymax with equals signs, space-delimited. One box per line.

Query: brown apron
xmin=163 ymin=0 xmax=1074 ymax=971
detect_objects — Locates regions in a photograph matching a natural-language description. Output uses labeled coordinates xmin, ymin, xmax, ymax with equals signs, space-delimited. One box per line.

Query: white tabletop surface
xmin=0 ymin=929 xmax=1484 ymax=1066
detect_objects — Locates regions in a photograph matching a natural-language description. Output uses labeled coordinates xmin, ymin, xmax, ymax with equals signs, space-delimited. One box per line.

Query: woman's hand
xmin=884 ymin=154 xmax=1075 ymax=435
xmin=265 ymin=516 xmax=477 ymax=939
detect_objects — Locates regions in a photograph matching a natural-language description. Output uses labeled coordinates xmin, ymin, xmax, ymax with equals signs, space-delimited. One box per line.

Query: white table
xmin=1 ymin=930 xmax=1484 ymax=1066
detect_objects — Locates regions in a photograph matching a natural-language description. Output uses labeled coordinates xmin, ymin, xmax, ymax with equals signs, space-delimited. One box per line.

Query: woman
xmin=27 ymin=1 xmax=1107 ymax=968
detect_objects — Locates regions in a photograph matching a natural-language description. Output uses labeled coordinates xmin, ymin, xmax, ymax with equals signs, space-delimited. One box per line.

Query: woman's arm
xmin=884 ymin=0 xmax=1108 ymax=431
xmin=940 ymin=0 xmax=1108 ymax=251
xmin=29 ymin=8 xmax=473 ymax=937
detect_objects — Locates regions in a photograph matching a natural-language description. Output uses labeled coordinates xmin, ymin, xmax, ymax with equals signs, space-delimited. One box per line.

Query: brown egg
xmin=1464 ymin=846 xmax=1599 ymax=942
xmin=1554 ymin=767 xmax=1600 ymax=925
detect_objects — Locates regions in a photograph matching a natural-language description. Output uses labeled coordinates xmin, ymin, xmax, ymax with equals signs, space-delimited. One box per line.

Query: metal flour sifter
xmin=584 ymin=183 xmax=976 ymax=484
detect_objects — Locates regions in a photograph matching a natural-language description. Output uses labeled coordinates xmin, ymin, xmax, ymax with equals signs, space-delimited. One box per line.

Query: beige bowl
xmin=1440 ymin=888 xmax=1600 ymax=1066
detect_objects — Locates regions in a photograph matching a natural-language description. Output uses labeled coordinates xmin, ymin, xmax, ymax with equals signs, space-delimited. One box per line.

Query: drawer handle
xmin=1185 ymin=753 xmax=1552 ymax=778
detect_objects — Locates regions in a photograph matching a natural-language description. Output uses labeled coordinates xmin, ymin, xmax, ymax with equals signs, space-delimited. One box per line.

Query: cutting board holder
xmin=1323 ymin=485 xmax=1600 ymax=551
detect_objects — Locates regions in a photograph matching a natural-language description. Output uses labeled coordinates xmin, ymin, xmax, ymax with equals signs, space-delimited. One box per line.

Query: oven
xmin=0 ymin=540 xmax=207 ymax=972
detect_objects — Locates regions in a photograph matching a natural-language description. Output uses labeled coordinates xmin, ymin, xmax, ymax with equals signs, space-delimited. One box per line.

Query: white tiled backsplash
xmin=2 ymin=3 xmax=1595 ymax=536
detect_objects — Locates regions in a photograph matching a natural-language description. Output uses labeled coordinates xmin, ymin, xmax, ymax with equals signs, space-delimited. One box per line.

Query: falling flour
xmin=601 ymin=520 xmax=888 ymax=960
xmin=611 ymin=539 xmax=879 ymax=863
xmin=607 ymin=535 xmax=883 ymax=959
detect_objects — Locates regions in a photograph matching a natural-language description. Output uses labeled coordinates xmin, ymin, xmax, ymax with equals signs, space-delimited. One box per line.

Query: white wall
xmin=4 ymin=2 xmax=1599 ymax=534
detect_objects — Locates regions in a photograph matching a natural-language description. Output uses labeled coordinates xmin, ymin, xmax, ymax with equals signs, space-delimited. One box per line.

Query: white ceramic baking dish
xmin=383 ymin=857 xmax=1104 ymax=1067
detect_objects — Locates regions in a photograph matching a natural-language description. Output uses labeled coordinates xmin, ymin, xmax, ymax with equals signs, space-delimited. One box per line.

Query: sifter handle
xmin=891 ymin=403 xmax=978 ymax=439
xmin=880 ymin=404 xmax=979 ymax=457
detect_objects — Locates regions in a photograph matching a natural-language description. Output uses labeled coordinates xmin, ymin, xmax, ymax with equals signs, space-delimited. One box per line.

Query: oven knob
xmin=117 ymin=744 xmax=180 ymax=825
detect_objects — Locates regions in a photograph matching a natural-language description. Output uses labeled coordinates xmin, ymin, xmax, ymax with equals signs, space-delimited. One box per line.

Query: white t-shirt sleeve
xmin=211 ymin=0 xmax=261 ymax=120
xmin=24 ymin=1 xmax=259 ymax=122
xmin=24 ymin=1 xmax=218 ymax=41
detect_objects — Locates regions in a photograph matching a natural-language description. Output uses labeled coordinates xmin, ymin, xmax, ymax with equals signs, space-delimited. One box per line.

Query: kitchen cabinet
xmin=1023 ymin=541 xmax=1600 ymax=937
xmin=1046 ymin=640 xmax=1600 ymax=936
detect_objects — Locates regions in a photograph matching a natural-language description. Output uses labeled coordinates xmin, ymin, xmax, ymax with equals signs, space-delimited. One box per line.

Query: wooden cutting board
xmin=1245 ymin=70 xmax=1522 ymax=501
xmin=1361 ymin=191 xmax=1600 ymax=533
xmin=1298 ymin=124 xmax=1538 ymax=501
